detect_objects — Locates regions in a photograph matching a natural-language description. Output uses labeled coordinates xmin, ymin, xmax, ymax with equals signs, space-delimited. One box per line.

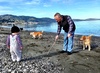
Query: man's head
xmin=54 ymin=13 xmax=62 ymax=22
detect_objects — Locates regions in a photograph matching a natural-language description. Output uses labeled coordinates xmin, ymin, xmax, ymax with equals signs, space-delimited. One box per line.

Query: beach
xmin=0 ymin=29 xmax=100 ymax=73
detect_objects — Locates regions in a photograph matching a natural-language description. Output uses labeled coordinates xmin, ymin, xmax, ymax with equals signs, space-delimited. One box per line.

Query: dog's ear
xmin=80 ymin=36 xmax=85 ymax=40
xmin=81 ymin=36 xmax=86 ymax=40
xmin=83 ymin=36 xmax=86 ymax=40
xmin=88 ymin=36 xmax=91 ymax=40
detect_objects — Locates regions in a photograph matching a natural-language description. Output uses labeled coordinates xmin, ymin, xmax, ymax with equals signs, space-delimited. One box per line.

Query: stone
xmin=8 ymin=69 xmax=12 ymax=72
xmin=1 ymin=43 xmax=63 ymax=73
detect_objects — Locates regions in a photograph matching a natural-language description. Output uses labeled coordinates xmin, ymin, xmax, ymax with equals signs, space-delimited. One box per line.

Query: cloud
xmin=0 ymin=0 xmax=25 ymax=6
xmin=43 ymin=3 xmax=51 ymax=7
xmin=49 ymin=0 xmax=76 ymax=6
xmin=0 ymin=0 xmax=23 ymax=3
xmin=51 ymin=0 xmax=60 ymax=2
xmin=62 ymin=0 xmax=75 ymax=4
xmin=25 ymin=0 xmax=41 ymax=5
xmin=0 ymin=6 xmax=13 ymax=14
xmin=0 ymin=0 xmax=8 ymax=2
xmin=0 ymin=10 xmax=13 ymax=14
xmin=0 ymin=6 xmax=10 ymax=9
xmin=0 ymin=6 xmax=12 ymax=10
xmin=50 ymin=0 xmax=74 ymax=3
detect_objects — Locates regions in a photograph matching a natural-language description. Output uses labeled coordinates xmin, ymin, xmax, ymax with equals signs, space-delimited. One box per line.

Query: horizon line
xmin=0 ymin=14 xmax=100 ymax=19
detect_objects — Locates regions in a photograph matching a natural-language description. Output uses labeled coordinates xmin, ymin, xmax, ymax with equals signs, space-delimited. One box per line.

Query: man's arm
xmin=67 ymin=16 xmax=74 ymax=34
xmin=57 ymin=24 xmax=62 ymax=35
xmin=55 ymin=24 xmax=62 ymax=41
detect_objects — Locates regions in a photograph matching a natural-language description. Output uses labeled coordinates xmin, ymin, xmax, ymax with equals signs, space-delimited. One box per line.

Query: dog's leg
xmin=39 ymin=34 xmax=42 ymax=39
xmin=88 ymin=44 xmax=91 ymax=51
xmin=83 ymin=43 xmax=85 ymax=50
xmin=31 ymin=35 xmax=33 ymax=38
xmin=32 ymin=35 xmax=36 ymax=39
xmin=86 ymin=45 xmax=88 ymax=48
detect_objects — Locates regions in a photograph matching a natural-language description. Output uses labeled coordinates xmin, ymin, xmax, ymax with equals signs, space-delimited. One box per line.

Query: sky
xmin=0 ymin=0 xmax=100 ymax=19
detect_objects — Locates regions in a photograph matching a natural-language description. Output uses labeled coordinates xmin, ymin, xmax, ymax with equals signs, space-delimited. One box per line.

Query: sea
xmin=0 ymin=20 xmax=100 ymax=37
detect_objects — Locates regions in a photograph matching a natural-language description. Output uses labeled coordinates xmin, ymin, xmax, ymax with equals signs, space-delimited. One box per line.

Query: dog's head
xmin=80 ymin=36 xmax=86 ymax=41
xmin=86 ymin=36 xmax=91 ymax=40
xmin=80 ymin=35 xmax=91 ymax=41
xmin=30 ymin=32 xmax=34 ymax=35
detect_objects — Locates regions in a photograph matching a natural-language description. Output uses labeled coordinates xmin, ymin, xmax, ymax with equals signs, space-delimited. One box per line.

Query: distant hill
xmin=0 ymin=14 xmax=100 ymax=25
xmin=73 ymin=18 xmax=100 ymax=21
xmin=0 ymin=14 xmax=55 ymax=25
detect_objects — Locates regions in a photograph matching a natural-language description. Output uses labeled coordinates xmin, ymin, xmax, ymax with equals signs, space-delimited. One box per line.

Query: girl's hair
xmin=11 ymin=25 xmax=20 ymax=33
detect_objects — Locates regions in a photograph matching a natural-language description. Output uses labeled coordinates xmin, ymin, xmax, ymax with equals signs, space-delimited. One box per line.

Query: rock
xmin=0 ymin=31 xmax=64 ymax=73
xmin=0 ymin=64 xmax=2 ymax=68
xmin=23 ymin=69 xmax=28 ymax=72
xmin=0 ymin=48 xmax=3 ymax=52
xmin=8 ymin=69 xmax=12 ymax=72
xmin=11 ymin=70 xmax=16 ymax=73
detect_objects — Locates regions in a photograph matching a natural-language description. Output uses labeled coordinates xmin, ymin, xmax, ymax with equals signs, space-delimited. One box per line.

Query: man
xmin=54 ymin=13 xmax=76 ymax=55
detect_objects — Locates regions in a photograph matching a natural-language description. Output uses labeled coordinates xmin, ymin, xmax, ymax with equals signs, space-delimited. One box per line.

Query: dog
xmin=80 ymin=35 xmax=93 ymax=51
xmin=30 ymin=31 xmax=43 ymax=39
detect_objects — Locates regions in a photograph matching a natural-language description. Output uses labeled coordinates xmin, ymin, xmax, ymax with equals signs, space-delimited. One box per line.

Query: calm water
xmin=24 ymin=20 xmax=100 ymax=36
xmin=75 ymin=20 xmax=100 ymax=36
xmin=1 ymin=20 xmax=100 ymax=36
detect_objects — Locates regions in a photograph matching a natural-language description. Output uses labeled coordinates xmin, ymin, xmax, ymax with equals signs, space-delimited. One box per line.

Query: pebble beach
xmin=0 ymin=28 xmax=100 ymax=73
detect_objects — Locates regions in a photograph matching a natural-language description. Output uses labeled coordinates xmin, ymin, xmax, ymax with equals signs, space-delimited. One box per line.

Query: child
xmin=6 ymin=26 xmax=23 ymax=62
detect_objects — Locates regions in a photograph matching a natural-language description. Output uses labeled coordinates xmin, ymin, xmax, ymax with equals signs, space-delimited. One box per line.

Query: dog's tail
xmin=89 ymin=34 xmax=93 ymax=37
xmin=42 ymin=31 xmax=44 ymax=33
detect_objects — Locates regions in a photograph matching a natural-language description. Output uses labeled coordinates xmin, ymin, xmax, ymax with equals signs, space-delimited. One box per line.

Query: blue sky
xmin=0 ymin=0 xmax=100 ymax=19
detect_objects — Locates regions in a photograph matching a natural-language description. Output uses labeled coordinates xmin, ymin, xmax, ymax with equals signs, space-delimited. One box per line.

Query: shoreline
xmin=0 ymin=26 xmax=100 ymax=37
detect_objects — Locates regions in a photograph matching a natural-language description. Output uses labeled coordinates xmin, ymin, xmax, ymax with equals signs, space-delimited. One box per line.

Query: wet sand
xmin=0 ymin=29 xmax=100 ymax=73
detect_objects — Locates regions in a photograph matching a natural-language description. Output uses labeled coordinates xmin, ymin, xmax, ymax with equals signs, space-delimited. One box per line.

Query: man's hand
xmin=68 ymin=33 xmax=71 ymax=37
xmin=55 ymin=35 xmax=59 ymax=41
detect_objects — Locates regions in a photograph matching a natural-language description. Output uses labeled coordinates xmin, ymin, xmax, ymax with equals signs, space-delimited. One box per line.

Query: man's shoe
xmin=67 ymin=51 xmax=72 ymax=55
xmin=59 ymin=50 xmax=66 ymax=53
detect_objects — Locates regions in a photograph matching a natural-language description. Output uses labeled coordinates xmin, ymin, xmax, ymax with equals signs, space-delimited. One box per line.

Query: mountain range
xmin=0 ymin=14 xmax=55 ymax=25
xmin=0 ymin=14 xmax=100 ymax=25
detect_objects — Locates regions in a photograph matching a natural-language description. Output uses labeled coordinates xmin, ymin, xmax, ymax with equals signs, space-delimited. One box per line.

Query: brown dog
xmin=80 ymin=35 xmax=92 ymax=51
xmin=30 ymin=31 xmax=43 ymax=39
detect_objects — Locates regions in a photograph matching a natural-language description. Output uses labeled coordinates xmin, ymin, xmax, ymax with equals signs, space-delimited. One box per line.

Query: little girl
xmin=6 ymin=26 xmax=23 ymax=62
